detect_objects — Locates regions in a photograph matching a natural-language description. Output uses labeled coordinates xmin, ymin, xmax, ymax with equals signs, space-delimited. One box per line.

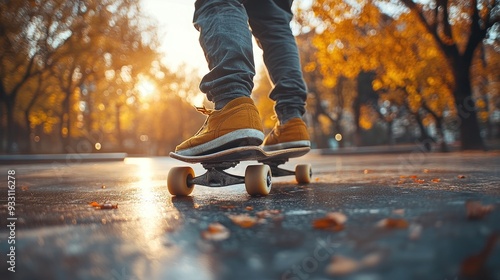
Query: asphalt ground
xmin=0 ymin=150 xmax=499 ymax=280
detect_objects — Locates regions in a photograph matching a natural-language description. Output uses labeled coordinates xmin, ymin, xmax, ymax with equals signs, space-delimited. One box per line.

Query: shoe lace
xmin=191 ymin=106 xmax=214 ymax=136
xmin=195 ymin=106 xmax=214 ymax=116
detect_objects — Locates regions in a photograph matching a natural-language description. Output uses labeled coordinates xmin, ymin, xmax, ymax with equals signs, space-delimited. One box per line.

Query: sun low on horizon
xmin=140 ymin=0 xmax=206 ymax=76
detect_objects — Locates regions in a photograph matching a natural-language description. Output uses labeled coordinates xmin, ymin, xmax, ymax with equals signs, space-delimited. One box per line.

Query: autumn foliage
xmin=291 ymin=0 xmax=499 ymax=150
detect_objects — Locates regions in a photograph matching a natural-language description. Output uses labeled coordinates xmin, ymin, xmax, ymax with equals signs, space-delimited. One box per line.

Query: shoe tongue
xmin=226 ymin=97 xmax=253 ymax=108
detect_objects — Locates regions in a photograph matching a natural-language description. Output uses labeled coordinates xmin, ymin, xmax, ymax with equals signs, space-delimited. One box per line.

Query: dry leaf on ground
xmin=460 ymin=233 xmax=498 ymax=277
xmin=360 ymin=253 xmax=383 ymax=267
xmin=256 ymin=209 xmax=281 ymax=219
xmin=89 ymin=201 xmax=118 ymax=210
xmin=409 ymin=224 xmax=423 ymax=240
xmin=465 ymin=201 xmax=494 ymax=220
xmin=228 ymin=214 xmax=258 ymax=228
xmin=312 ymin=212 xmax=347 ymax=231
xmin=392 ymin=209 xmax=405 ymax=216
xmin=326 ymin=253 xmax=383 ymax=276
xmin=201 ymin=222 xmax=230 ymax=241
xmin=89 ymin=201 xmax=100 ymax=207
xmin=376 ymin=218 xmax=409 ymax=229
xmin=326 ymin=255 xmax=359 ymax=276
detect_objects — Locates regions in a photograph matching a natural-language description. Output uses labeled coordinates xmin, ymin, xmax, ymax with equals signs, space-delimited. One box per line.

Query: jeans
xmin=194 ymin=0 xmax=307 ymax=123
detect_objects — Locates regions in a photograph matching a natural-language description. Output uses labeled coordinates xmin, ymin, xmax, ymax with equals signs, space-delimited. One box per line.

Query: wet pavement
xmin=1 ymin=150 xmax=499 ymax=280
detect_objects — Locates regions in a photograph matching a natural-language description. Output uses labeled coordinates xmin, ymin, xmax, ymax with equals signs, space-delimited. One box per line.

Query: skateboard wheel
xmin=167 ymin=167 xmax=195 ymax=196
xmin=295 ymin=164 xmax=312 ymax=184
xmin=245 ymin=165 xmax=272 ymax=196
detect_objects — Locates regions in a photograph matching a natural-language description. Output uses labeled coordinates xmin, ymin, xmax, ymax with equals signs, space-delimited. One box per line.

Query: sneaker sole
xmin=262 ymin=140 xmax=311 ymax=152
xmin=176 ymin=129 xmax=265 ymax=156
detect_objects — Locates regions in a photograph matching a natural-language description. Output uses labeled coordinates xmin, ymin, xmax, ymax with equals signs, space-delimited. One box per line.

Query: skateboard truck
xmin=261 ymin=159 xmax=295 ymax=177
xmin=191 ymin=162 xmax=245 ymax=187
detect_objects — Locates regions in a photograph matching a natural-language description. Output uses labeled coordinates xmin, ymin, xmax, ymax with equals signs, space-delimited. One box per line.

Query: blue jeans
xmin=194 ymin=0 xmax=307 ymax=123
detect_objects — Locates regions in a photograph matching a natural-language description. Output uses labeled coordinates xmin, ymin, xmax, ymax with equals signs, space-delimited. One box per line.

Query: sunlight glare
xmin=136 ymin=77 xmax=157 ymax=99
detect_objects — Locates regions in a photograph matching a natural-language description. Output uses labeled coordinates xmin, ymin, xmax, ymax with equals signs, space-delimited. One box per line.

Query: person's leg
xmin=244 ymin=0 xmax=310 ymax=151
xmin=244 ymin=0 xmax=307 ymax=123
xmin=174 ymin=0 xmax=264 ymax=156
xmin=194 ymin=0 xmax=254 ymax=109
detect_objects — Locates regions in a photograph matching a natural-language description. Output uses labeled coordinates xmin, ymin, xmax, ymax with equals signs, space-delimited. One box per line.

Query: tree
xmin=0 ymin=0 xmax=160 ymax=153
xmin=299 ymin=0 xmax=496 ymax=149
xmin=399 ymin=0 xmax=498 ymax=149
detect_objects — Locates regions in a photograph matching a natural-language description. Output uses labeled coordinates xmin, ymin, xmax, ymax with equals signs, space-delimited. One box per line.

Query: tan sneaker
xmin=175 ymin=97 xmax=264 ymax=156
xmin=262 ymin=118 xmax=310 ymax=151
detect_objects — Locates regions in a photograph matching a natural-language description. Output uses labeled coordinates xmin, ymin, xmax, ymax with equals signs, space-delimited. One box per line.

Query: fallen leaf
xmin=220 ymin=205 xmax=236 ymax=210
xmin=313 ymin=212 xmax=347 ymax=231
xmin=377 ymin=218 xmax=409 ymax=229
xmin=89 ymin=201 xmax=100 ymax=207
xmin=21 ymin=186 xmax=29 ymax=191
xmin=458 ymin=175 xmax=466 ymax=179
xmin=392 ymin=209 xmax=405 ymax=216
xmin=431 ymin=178 xmax=441 ymax=183
xmin=423 ymin=169 xmax=430 ymax=173
xmin=326 ymin=253 xmax=383 ymax=276
xmin=256 ymin=209 xmax=281 ymax=219
xmin=465 ymin=201 xmax=494 ymax=220
xmin=409 ymin=175 xmax=418 ymax=179
xmin=409 ymin=224 xmax=423 ymax=240
xmin=89 ymin=201 xmax=118 ymax=210
xmin=360 ymin=253 xmax=383 ymax=267
xmin=100 ymin=201 xmax=118 ymax=209
xmin=414 ymin=179 xmax=425 ymax=184
xmin=245 ymin=206 xmax=254 ymax=211
xmin=228 ymin=214 xmax=258 ymax=228
xmin=325 ymin=255 xmax=359 ymax=276
xmin=201 ymin=222 xmax=230 ymax=241
xmin=460 ymin=233 xmax=498 ymax=277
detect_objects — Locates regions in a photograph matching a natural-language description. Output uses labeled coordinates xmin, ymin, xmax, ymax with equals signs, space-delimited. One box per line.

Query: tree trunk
xmin=353 ymin=96 xmax=362 ymax=147
xmin=414 ymin=111 xmax=434 ymax=152
xmin=435 ymin=116 xmax=448 ymax=152
xmin=5 ymin=99 xmax=17 ymax=153
xmin=59 ymin=93 xmax=71 ymax=152
xmin=24 ymin=110 xmax=32 ymax=154
xmin=453 ymin=63 xmax=484 ymax=150
xmin=115 ymin=103 xmax=123 ymax=150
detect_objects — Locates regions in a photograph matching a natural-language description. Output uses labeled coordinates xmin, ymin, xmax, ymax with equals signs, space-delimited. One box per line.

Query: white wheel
xmin=245 ymin=165 xmax=272 ymax=196
xmin=168 ymin=167 xmax=195 ymax=196
xmin=295 ymin=164 xmax=312 ymax=184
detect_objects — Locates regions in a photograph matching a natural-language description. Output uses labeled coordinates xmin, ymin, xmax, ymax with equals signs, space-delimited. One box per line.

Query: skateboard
xmin=168 ymin=146 xmax=312 ymax=196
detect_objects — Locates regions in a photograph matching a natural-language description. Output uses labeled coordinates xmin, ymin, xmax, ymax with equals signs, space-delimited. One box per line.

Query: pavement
xmin=0 ymin=149 xmax=499 ymax=280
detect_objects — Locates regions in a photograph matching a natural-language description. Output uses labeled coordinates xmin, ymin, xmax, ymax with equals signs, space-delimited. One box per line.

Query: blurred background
xmin=0 ymin=0 xmax=498 ymax=156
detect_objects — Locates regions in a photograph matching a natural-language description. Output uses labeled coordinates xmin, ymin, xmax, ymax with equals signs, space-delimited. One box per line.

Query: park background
xmin=0 ymin=0 xmax=498 ymax=156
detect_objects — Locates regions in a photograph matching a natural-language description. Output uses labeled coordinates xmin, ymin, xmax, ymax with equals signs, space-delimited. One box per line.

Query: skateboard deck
xmin=169 ymin=146 xmax=310 ymax=164
xmin=168 ymin=146 xmax=312 ymax=196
